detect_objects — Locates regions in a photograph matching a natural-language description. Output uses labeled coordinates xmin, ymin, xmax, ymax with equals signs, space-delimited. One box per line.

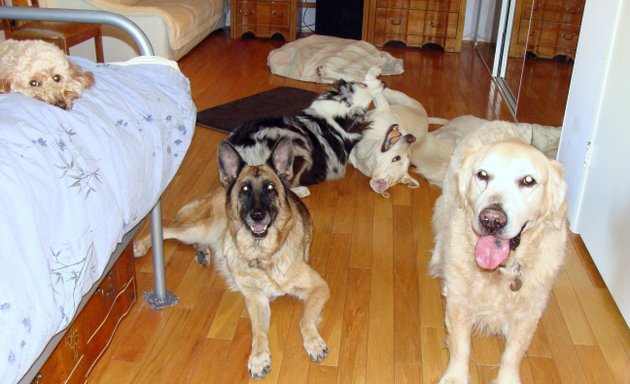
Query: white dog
xmin=411 ymin=115 xmax=562 ymax=187
xmin=431 ymin=122 xmax=568 ymax=384
xmin=350 ymin=87 xmax=431 ymax=197
xmin=0 ymin=39 xmax=94 ymax=110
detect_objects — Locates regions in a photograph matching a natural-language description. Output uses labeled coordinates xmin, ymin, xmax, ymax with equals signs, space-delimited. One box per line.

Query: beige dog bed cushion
xmin=267 ymin=34 xmax=404 ymax=83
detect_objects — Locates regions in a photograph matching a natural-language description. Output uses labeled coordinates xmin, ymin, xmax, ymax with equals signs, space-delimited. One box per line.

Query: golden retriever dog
xmin=430 ymin=122 xmax=568 ymax=384
xmin=134 ymin=138 xmax=330 ymax=379
xmin=411 ymin=115 xmax=562 ymax=187
xmin=350 ymin=87 xmax=431 ymax=197
xmin=0 ymin=39 xmax=94 ymax=110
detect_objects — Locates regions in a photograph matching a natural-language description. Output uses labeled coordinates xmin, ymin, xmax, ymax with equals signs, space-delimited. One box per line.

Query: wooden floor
xmin=89 ymin=31 xmax=630 ymax=384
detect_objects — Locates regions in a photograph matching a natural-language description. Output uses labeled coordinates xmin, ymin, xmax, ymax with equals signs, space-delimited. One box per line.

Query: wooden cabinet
xmin=363 ymin=0 xmax=467 ymax=52
xmin=231 ymin=0 xmax=298 ymax=41
xmin=509 ymin=0 xmax=584 ymax=59
xmin=32 ymin=245 xmax=137 ymax=384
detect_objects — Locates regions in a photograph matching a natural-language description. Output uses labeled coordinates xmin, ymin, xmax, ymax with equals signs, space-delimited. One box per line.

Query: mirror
xmin=473 ymin=0 xmax=524 ymax=113
xmin=473 ymin=0 xmax=504 ymax=75
xmin=474 ymin=0 xmax=579 ymax=127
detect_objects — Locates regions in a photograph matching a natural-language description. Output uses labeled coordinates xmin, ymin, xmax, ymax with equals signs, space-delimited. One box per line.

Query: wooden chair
xmin=0 ymin=0 xmax=104 ymax=62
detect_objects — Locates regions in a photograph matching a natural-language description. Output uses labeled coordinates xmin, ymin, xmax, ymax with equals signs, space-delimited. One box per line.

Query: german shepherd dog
xmin=227 ymin=78 xmax=383 ymax=197
xmin=134 ymin=138 xmax=330 ymax=379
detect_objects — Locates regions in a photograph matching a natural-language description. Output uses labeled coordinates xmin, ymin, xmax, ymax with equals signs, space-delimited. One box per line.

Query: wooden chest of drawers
xmin=32 ymin=244 xmax=137 ymax=384
xmin=363 ymin=0 xmax=467 ymax=52
xmin=509 ymin=0 xmax=584 ymax=59
xmin=231 ymin=0 xmax=298 ymax=41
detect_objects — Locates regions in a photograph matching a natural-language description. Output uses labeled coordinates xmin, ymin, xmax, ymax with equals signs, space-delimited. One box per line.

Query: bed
xmin=0 ymin=7 xmax=195 ymax=384
xmin=40 ymin=0 xmax=227 ymax=62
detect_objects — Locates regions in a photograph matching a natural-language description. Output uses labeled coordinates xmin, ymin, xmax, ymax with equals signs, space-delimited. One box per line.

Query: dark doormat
xmin=196 ymin=87 xmax=319 ymax=133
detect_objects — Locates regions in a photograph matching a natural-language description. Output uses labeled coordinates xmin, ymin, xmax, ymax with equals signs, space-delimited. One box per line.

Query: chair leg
xmin=94 ymin=29 xmax=104 ymax=63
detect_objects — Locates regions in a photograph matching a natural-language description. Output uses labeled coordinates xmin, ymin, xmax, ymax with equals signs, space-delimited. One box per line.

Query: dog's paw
xmin=195 ymin=248 xmax=211 ymax=266
xmin=133 ymin=241 xmax=148 ymax=258
xmin=492 ymin=371 xmax=522 ymax=384
xmin=438 ymin=371 xmax=468 ymax=384
xmin=303 ymin=336 xmax=328 ymax=362
xmin=438 ymin=376 xmax=468 ymax=384
xmin=247 ymin=351 xmax=272 ymax=379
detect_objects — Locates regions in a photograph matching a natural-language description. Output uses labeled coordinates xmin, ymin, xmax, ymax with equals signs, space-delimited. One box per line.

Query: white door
xmin=560 ymin=1 xmax=630 ymax=324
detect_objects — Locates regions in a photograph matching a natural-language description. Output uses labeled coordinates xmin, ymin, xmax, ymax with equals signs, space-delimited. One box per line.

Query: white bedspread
xmin=0 ymin=56 xmax=196 ymax=383
xmin=267 ymin=34 xmax=404 ymax=83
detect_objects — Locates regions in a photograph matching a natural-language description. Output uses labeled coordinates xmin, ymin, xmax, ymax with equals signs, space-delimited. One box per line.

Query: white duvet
xmin=0 ymin=56 xmax=196 ymax=383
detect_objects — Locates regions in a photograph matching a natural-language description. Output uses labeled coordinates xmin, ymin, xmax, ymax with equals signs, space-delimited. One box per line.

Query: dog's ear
xmin=69 ymin=62 xmax=94 ymax=89
xmin=544 ymin=159 xmax=568 ymax=229
xmin=403 ymin=174 xmax=420 ymax=189
xmin=269 ymin=137 xmax=294 ymax=182
xmin=456 ymin=150 xmax=479 ymax=209
xmin=0 ymin=77 xmax=11 ymax=93
xmin=217 ymin=141 xmax=244 ymax=187
xmin=332 ymin=78 xmax=348 ymax=90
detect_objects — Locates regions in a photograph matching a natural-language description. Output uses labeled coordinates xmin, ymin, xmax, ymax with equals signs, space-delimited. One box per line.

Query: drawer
xmin=517 ymin=20 xmax=541 ymax=46
xmin=522 ymin=0 xmax=543 ymax=21
xmin=236 ymin=1 xmax=291 ymax=28
xmin=426 ymin=0 xmax=461 ymax=12
xmin=538 ymin=22 xmax=580 ymax=48
xmin=375 ymin=8 xmax=411 ymax=34
xmin=542 ymin=0 xmax=584 ymax=25
xmin=33 ymin=246 xmax=136 ymax=384
xmin=377 ymin=0 xmax=460 ymax=11
xmin=377 ymin=0 xmax=412 ymax=9
xmin=423 ymin=11 xmax=458 ymax=38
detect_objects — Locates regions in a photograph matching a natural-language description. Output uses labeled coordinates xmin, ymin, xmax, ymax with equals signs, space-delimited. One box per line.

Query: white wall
xmin=463 ymin=0 xmax=480 ymax=40
xmin=558 ymin=0 xmax=630 ymax=324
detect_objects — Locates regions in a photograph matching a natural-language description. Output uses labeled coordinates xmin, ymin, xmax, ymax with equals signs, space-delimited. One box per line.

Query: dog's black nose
xmin=250 ymin=209 xmax=266 ymax=223
xmin=479 ymin=205 xmax=507 ymax=232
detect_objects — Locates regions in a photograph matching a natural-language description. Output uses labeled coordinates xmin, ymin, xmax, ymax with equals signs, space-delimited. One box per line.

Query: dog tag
xmin=510 ymin=276 xmax=522 ymax=291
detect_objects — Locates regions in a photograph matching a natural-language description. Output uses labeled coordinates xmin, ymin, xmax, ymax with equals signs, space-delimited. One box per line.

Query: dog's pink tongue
xmin=475 ymin=236 xmax=510 ymax=270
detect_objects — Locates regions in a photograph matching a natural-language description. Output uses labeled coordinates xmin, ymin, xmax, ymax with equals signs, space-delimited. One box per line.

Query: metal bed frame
xmin=0 ymin=5 xmax=179 ymax=382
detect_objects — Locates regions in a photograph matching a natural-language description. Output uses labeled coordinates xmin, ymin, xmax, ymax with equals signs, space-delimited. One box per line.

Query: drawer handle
xmin=389 ymin=17 xmax=403 ymax=26
xmin=565 ymin=6 xmax=582 ymax=14
xmin=561 ymin=32 xmax=576 ymax=40
xmin=239 ymin=9 xmax=254 ymax=16
xmin=428 ymin=20 xmax=441 ymax=28
xmin=271 ymin=10 xmax=286 ymax=18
